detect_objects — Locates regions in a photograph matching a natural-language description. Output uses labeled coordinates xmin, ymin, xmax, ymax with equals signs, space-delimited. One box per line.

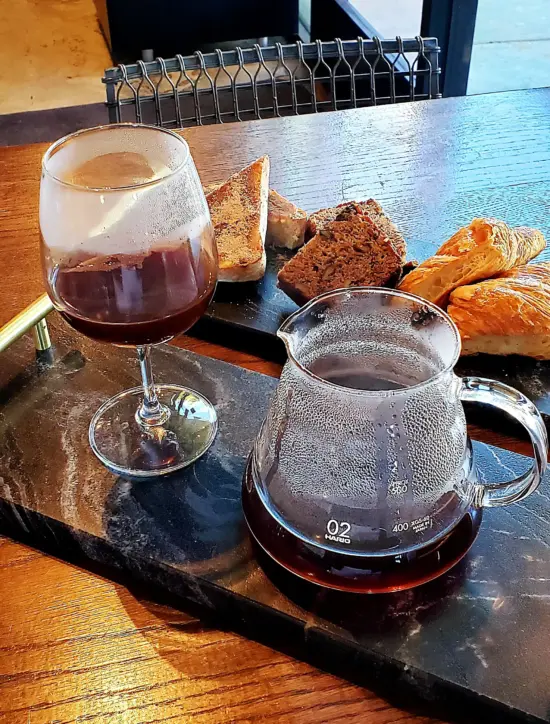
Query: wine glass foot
xmin=89 ymin=384 xmax=217 ymax=477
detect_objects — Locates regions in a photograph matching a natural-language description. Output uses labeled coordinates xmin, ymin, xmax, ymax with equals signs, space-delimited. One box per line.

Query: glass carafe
xmin=243 ymin=288 xmax=548 ymax=593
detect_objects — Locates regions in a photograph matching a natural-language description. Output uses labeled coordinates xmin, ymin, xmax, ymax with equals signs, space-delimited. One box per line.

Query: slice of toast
xmin=203 ymin=181 xmax=222 ymax=195
xmin=206 ymin=156 xmax=270 ymax=282
xmin=204 ymin=182 xmax=306 ymax=251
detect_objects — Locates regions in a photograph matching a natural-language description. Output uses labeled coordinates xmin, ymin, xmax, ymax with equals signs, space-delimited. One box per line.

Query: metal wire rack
xmin=103 ymin=37 xmax=441 ymax=128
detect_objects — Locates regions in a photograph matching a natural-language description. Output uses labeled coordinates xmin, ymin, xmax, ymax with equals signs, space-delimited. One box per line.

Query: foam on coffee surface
xmin=46 ymin=125 xmax=184 ymax=183
xmin=66 ymin=151 xmax=165 ymax=189
xmin=41 ymin=128 xmax=210 ymax=261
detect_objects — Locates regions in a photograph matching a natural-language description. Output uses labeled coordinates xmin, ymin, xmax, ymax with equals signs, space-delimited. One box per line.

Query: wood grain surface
xmin=0 ymin=95 xmax=544 ymax=723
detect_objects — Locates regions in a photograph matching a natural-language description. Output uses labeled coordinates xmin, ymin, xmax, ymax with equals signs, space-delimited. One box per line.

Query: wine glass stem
xmin=136 ymin=345 xmax=169 ymax=427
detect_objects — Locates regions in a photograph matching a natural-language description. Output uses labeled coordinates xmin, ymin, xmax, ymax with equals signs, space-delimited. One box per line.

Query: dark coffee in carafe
xmin=243 ymin=457 xmax=481 ymax=593
xmin=243 ymin=288 xmax=546 ymax=592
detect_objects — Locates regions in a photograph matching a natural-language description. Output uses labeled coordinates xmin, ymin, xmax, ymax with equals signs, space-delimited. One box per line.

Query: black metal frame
xmin=310 ymin=0 xmax=415 ymax=95
xmin=93 ymin=0 xmax=300 ymax=64
xmin=310 ymin=0 xmax=478 ymax=97
xmin=421 ymin=0 xmax=478 ymax=97
xmin=311 ymin=0 xmax=379 ymax=41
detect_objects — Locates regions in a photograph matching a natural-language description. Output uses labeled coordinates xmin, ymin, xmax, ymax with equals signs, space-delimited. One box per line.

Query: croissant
xmin=448 ymin=263 xmax=550 ymax=359
xmin=398 ymin=218 xmax=546 ymax=307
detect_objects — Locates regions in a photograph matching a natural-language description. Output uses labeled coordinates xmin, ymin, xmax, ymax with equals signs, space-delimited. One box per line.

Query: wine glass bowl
xmin=40 ymin=124 xmax=219 ymax=476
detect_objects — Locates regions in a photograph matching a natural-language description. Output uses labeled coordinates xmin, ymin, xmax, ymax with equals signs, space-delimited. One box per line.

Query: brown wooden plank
xmin=0 ymin=537 xmax=440 ymax=724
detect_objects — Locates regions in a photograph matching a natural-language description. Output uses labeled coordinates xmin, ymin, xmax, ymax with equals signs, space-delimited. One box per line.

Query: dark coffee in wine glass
xmin=40 ymin=126 xmax=218 ymax=476
xmin=49 ymin=243 xmax=216 ymax=345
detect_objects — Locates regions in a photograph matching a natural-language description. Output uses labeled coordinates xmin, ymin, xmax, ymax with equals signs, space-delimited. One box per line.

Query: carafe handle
xmin=460 ymin=377 xmax=548 ymax=507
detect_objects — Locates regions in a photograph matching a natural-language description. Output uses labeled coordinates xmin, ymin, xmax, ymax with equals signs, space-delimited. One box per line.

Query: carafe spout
xmin=277 ymin=295 xmax=330 ymax=362
xmin=277 ymin=309 xmax=305 ymax=360
xmin=276 ymin=327 xmax=294 ymax=357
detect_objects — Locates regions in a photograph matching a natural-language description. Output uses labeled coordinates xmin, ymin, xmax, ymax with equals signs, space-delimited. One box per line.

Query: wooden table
xmin=0 ymin=89 xmax=547 ymax=723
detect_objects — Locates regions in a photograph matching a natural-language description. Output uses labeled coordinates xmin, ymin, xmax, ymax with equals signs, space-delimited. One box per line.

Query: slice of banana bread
xmin=278 ymin=216 xmax=403 ymax=306
xmin=307 ymin=199 xmax=406 ymax=260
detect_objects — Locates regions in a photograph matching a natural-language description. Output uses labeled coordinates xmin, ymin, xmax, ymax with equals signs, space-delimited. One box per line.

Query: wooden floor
xmin=0 ymin=0 xmax=111 ymax=114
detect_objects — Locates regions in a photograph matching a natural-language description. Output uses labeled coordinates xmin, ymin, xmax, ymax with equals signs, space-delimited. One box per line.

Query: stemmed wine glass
xmin=40 ymin=124 xmax=218 ymax=476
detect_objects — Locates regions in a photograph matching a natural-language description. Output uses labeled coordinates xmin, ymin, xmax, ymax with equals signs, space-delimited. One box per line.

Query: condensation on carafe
xmin=256 ymin=299 xmax=469 ymax=554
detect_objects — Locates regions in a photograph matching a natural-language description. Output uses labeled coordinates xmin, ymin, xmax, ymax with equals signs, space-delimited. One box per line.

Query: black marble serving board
xmin=1 ymin=317 xmax=550 ymax=724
